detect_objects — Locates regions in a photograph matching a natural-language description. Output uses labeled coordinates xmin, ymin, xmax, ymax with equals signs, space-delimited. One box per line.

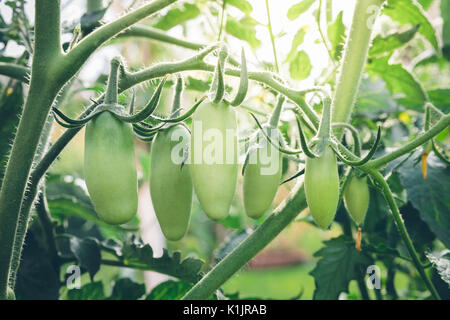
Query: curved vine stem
xmin=182 ymin=182 xmax=308 ymax=300
xmin=368 ymin=170 xmax=441 ymax=300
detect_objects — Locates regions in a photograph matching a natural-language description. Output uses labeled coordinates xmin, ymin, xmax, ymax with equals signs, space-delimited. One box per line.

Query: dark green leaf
xmin=427 ymin=89 xmax=450 ymax=113
xmin=397 ymin=151 xmax=450 ymax=248
xmin=146 ymin=280 xmax=192 ymax=300
xmin=154 ymin=3 xmax=200 ymax=31
xmin=109 ymin=278 xmax=146 ymax=300
xmin=15 ymin=223 xmax=60 ymax=300
xmin=366 ymin=56 xmax=426 ymax=110
xmin=120 ymin=235 xmax=203 ymax=283
xmin=67 ymin=282 xmax=105 ymax=300
xmin=289 ymin=50 xmax=312 ymax=81
xmin=70 ymin=237 xmax=102 ymax=279
xmin=310 ymin=235 xmax=373 ymax=300
xmin=384 ymin=0 xmax=439 ymax=50
xmin=287 ymin=0 xmax=316 ymax=21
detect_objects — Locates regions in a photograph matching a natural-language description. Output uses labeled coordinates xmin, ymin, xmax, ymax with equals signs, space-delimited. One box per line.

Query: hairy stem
xmin=331 ymin=0 xmax=383 ymax=134
xmin=0 ymin=0 xmax=62 ymax=299
xmin=368 ymin=170 xmax=441 ymax=300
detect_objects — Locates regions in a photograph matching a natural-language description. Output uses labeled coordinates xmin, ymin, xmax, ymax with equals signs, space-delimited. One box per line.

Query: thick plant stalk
xmin=0 ymin=0 xmax=178 ymax=299
xmin=0 ymin=0 xmax=62 ymax=299
xmin=182 ymin=182 xmax=307 ymax=300
xmin=331 ymin=0 xmax=383 ymax=129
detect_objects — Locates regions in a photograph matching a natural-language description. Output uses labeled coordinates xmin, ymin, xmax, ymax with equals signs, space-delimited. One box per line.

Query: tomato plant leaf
xmin=226 ymin=16 xmax=261 ymax=50
xmin=15 ymin=223 xmax=60 ymax=300
xmin=383 ymin=0 xmax=439 ymax=51
xmin=227 ymin=0 xmax=253 ymax=15
xmin=397 ymin=152 xmax=450 ymax=248
xmin=66 ymin=282 xmax=105 ymax=300
xmin=427 ymin=89 xmax=450 ymax=113
xmin=146 ymin=280 xmax=192 ymax=300
xmin=366 ymin=56 xmax=426 ymax=110
xmin=327 ymin=11 xmax=346 ymax=61
xmin=310 ymin=235 xmax=373 ymax=300
xmin=285 ymin=26 xmax=307 ymax=63
xmin=108 ymin=278 xmax=146 ymax=300
xmin=426 ymin=250 xmax=450 ymax=286
xmin=369 ymin=25 xmax=419 ymax=57
xmin=119 ymin=235 xmax=203 ymax=283
xmin=70 ymin=237 xmax=102 ymax=280
xmin=289 ymin=50 xmax=312 ymax=81
xmin=356 ymin=77 xmax=398 ymax=114
xmin=287 ymin=0 xmax=316 ymax=21
xmin=154 ymin=3 xmax=200 ymax=31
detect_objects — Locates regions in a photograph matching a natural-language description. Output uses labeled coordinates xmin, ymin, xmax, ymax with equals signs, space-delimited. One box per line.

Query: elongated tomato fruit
xmin=243 ymin=136 xmax=282 ymax=219
xmin=344 ymin=175 xmax=369 ymax=226
xmin=304 ymin=146 xmax=339 ymax=229
xmin=150 ymin=125 xmax=193 ymax=241
xmin=84 ymin=112 xmax=138 ymax=225
xmin=190 ymin=102 xmax=238 ymax=220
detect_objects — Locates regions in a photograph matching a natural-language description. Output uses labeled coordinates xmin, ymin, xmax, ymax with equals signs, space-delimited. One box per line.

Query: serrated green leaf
xmin=310 ymin=235 xmax=373 ymax=300
xmin=285 ymin=26 xmax=307 ymax=63
xmin=108 ymin=278 xmax=146 ymax=300
xmin=154 ymin=3 xmax=200 ymax=31
xmin=227 ymin=0 xmax=252 ymax=15
xmin=289 ymin=50 xmax=312 ymax=81
xmin=287 ymin=0 xmax=316 ymax=21
xmin=146 ymin=280 xmax=192 ymax=300
xmin=327 ymin=11 xmax=346 ymax=61
xmin=370 ymin=25 xmax=419 ymax=57
xmin=366 ymin=56 xmax=426 ymax=110
xmin=120 ymin=235 xmax=203 ymax=283
xmin=226 ymin=16 xmax=261 ymax=49
xmin=383 ymin=0 xmax=439 ymax=51
xmin=67 ymin=282 xmax=105 ymax=300
xmin=397 ymin=151 xmax=450 ymax=248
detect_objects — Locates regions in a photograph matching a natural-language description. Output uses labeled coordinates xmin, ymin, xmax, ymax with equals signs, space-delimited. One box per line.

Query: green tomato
xmin=84 ymin=112 xmax=138 ymax=225
xmin=6 ymin=287 xmax=15 ymax=300
xmin=344 ymin=175 xmax=369 ymax=226
xmin=190 ymin=101 xmax=238 ymax=220
xmin=304 ymin=146 xmax=339 ymax=229
xmin=150 ymin=125 xmax=193 ymax=241
xmin=243 ymin=133 xmax=282 ymax=219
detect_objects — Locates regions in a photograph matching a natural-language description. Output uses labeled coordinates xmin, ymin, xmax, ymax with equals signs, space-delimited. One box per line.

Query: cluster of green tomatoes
xmin=54 ymin=49 xmax=379 ymax=245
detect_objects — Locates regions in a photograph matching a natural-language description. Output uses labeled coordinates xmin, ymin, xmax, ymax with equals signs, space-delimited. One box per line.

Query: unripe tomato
xmin=344 ymin=175 xmax=369 ymax=226
xmin=243 ymin=130 xmax=282 ymax=219
xmin=190 ymin=101 xmax=238 ymax=220
xmin=150 ymin=125 xmax=193 ymax=241
xmin=84 ymin=112 xmax=138 ymax=225
xmin=304 ymin=146 xmax=339 ymax=229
